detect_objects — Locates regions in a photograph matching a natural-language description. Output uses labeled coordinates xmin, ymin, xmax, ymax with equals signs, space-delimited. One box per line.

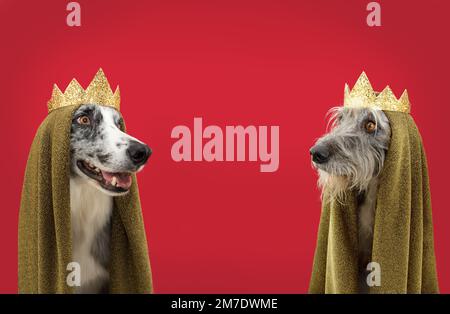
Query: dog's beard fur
xmin=317 ymin=170 xmax=350 ymax=202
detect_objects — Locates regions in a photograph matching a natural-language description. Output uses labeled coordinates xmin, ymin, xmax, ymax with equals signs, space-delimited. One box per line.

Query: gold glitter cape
xmin=18 ymin=104 xmax=153 ymax=293
xmin=309 ymin=111 xmax=439 ymax=293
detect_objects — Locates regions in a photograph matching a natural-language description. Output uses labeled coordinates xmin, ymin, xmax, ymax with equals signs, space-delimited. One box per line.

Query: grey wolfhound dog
xmin=310 ymin=106 xmax=391 ymax=292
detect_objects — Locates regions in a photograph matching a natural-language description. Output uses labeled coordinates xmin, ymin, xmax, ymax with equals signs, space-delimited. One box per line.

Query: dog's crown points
xmin=47 ymin=68 xmax=120 ymax=113
xmin=344 ymin=72 xmax=410 ymax=113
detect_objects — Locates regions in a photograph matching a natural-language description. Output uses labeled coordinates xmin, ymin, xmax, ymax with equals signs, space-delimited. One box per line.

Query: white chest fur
xmin=70 ymin=176 xmax=113 ymax=293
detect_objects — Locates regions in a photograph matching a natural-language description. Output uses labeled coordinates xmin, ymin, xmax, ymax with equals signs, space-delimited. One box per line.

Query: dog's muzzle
xmin=310 ymin=144 xmax=330 ymax=164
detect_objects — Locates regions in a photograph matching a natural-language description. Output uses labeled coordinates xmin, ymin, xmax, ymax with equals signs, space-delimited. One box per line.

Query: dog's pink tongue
xmin=102 ymin=171 xmax=132 ymax=189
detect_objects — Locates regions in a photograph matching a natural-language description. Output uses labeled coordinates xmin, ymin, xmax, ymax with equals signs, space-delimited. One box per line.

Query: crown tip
xmin=358 ymin=71 xmax=370 ymax=81
xmin=87 ymin=68 xmax=111 ymax=88
xmin=52 ymin=84 xmax=62 ymax=92
xmin=344 ymin=83 xmax=351 ymax=95
xmin=382 ymin=85 xmax=392 ymax=91
xmin=64 ymin=78 xmax=84 ymax=94
xmin=350 ymin=71 xmax=375 ymax=101
xmin=379 ymin=85 xmax=396 ymax=98
xmin=354 ymin=71 xmax=372 ymax=85
xmin=399 ymin=89 xmax=411 ymax=112
xmin=91 ymin=68 xmax=108 ymax=82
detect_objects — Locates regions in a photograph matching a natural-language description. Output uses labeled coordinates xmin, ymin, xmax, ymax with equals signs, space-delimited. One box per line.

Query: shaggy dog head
xmin=310 ymin=107 xmax=391 ymax=200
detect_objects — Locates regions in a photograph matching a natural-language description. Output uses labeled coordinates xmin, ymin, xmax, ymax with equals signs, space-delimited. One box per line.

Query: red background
xmin=0 ymin=0 xmax=449 ymax=293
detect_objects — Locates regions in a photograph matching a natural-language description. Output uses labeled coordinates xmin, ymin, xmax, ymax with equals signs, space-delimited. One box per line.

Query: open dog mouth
xmin=77 ymin=160 xmax=132 ymax=193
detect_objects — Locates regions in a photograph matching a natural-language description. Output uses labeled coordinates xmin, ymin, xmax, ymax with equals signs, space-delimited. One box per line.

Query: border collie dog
xmin=70 ymin=104 xmax=151 ymax=293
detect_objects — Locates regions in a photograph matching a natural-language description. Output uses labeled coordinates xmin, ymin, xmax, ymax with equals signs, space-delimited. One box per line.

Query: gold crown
xmin=343 ymin=72 xmax=410 ymax=113
xmin=47 ymin=68 xmax=120 ymax=113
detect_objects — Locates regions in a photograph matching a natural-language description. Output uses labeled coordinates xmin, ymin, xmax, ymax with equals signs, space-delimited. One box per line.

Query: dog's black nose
xmin=127 ymin=141 xmax=152 ymax=166
xmin=310 ymin=145 xmax=330 ymax=164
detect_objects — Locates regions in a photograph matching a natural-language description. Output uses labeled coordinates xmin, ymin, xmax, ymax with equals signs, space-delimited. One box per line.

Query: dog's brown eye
xmin=365 ymin=121 xmax=376 ymax=133
xmin=77 ymin=115 xmax=90 ymax=125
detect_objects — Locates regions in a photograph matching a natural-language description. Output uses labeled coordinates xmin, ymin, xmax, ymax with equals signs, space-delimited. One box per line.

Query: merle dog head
xmin=310 ymin=107 xmax=391 ymax=199
xmin=71 ymin=104 xmax=152 ymax=195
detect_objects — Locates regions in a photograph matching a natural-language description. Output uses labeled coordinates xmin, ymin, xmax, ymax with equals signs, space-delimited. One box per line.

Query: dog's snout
xmin=310 ymin=144 xmax=330 ymax=164
xmin=127 ymin=141 xmax=152 ymax=166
